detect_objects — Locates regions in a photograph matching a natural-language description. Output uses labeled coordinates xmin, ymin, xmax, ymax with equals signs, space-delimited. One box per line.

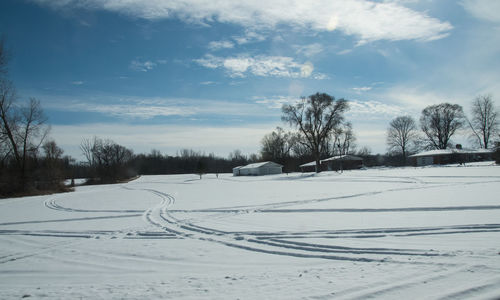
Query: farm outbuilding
xmin=233 ymin=161 xmax=283 ymax=176
xmin=232 ymin=166 xmax=243 ymax=176
xmin=322 ymin=155 xmax=363 ymax=171
xmin=299 ymin=155 xmax=364 ymax=172
xmin=409 ymin=148 xmax=494 ymax=166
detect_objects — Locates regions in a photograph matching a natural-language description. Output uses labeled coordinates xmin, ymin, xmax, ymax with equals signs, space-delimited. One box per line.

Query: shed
xmin=322 ymin=155 xmax=363 ymax=171
xmin=299 ymin=161 xmax=318 ymax=172
xmin=235 ymin=161 xmax=283 ymax=176
xmin=300 ymin=155 xmax=364 ymax=172
xmin=232 ymin=166 xmax=243 ymax=176
xmin=409 ymin=149 xmax=493 ymax=166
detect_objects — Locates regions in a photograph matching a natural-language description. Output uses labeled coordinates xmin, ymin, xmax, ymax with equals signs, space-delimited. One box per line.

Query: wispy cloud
xmin=253 ymin=95 xmax=300 ymax=109
xmin=461 ymin=0 xmax=500 ymax=23
xmin=194 ymin=54 xmax=322 ymax=78
xmin=232 ymin=30 xmax=266 ymax=45
xmin=352 ymin=86 xmax=372 ymax=93
xmin=32 ymin=0 xmax=452 ymax=44
xmin=294 ymin=43 xmax=324 ymax=57
xmin=129 ymin=60 xmax=157 ymax=72
xmin=129 ymin=59 xmax=167 ymax=71
xmin=200 ymin=81 xmax=218 ymax=85
xmin=51 ymin=123 xmax=276 ymax=159
xmin=43 ymin=95 xmax=280 ymax=120
xmin=71 ymin=81 xmax=84 ymax=85
xmin=347 ymin=100 xmax=404 ymax=119
xmin=208 ymin=40 xmax=234 ymax=50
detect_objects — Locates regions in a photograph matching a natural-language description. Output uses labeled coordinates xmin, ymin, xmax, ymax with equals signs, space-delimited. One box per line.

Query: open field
xmin=1 ymin=163 xmax=500 ymax=299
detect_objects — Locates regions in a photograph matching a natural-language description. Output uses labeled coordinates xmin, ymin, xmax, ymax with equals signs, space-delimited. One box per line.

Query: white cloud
xmin=194 ymin=54 xmax=322 ymax=78
xmin=295 ymin=43 xmax=324 ymax=57
xmin=208 ymin=40 xmax=234 ymax=50
xmin=43 ymin=95 xmax=281 ymax=120
xmin=337 ymin=49 xmax=353 ymax=55
xmin=71 ymin=81 xmax=84 ymax=85
xmin=352 ymin=86 xmax=372 ymax=93
xmin=200 ymin=81 xmax=217 ymax=85
xmin=232 ymin=30 xmax=266 ymax=45
xmin=33 ymin=0 xmax=452 ymax=44
xmin=347 ymin=100 xmax=404 ymax=119
xmin=312 ymin=73 xmax=329 ymax=80
xmin=461 ymin=0 xmax=500 ymax=23
xmin=51 ymin=123 xmax=275 ymax=160
xmin=129 ymin=60 xmax=157 ymax=72
xmin=253 ymin=96 xmax=300 ymax=109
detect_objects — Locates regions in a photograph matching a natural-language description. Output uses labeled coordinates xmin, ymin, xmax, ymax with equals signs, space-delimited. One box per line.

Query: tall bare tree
xmin=331 ymin=121 xmax=356 ymax=156
xmin=0 ymin=39 xmax=49 ymax=188
xmin=0 ymin=95 xmax=49 ymax=187
xmin=467 ymin=95 xmax=498 ymax=149
xmin=387 ymin=115 xmax=419 ymax=162
xmin=420 ymin=103 xmax=465 ymax=150
xmin=282 ymin=92 xmax=348 ymax=172
xmin=80 ymin=137 xmax=133 ymax=183
xmin=260 ymin=127 xmax=294 ymax=163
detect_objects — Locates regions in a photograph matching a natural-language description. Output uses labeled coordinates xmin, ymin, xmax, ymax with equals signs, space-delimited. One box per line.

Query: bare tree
xmin=331 ymin=121 xmax=356 ymax=156
xmin=41 ymin=139 xmax=65 ymax=185
xmin=0 ymin=79 xmax=17 ymax=163
xmin=282 ymin=92 xmax=348 ymax=172
xmin=1 ymin=90 xmax=49 ymax=187
xmin=80 ymin=137 xmax=134 ymax=183
xmin=260 ymin=127 xmax=294 ymax=163
xmin=467 ymin=95 xmax=498 ymax=149
xmin=420 ymin=103 xmax=465 ymax=150
xmin=387 ymin=115 xmax=419 ymax=162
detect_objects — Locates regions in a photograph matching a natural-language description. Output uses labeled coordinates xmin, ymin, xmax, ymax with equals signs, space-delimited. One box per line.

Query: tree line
xmin=259 ymin=93 xmax=499 ymax=172
xmin=386 ymin=97 xmax=499 ymax=164
xmin=0 ymin=39 xmax=258 ymax=197
xmin=1 ymin=37 xmax=499 ymax=197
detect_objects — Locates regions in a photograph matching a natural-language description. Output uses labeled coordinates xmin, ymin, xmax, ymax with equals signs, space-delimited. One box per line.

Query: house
xmin=409 ymin=148 xmax=494 ymax=166
xmin=233 ymin=161 xmax=283 ymax=176
xmin=299 ymin=155 xmax=364 ymax=172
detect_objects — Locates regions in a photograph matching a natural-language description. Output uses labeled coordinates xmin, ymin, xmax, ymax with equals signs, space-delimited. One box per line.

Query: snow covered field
xmin=1 ymin=163 xmax=500 ymax=299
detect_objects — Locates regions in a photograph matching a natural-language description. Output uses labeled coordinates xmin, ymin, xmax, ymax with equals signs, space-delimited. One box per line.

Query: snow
xmin=239 ymin=161 xmax=283 ymax=169
xmin=409 ymin=148 xmax=494 ymax=157
xmin=1 ymin=163 xmax=500 ymax=299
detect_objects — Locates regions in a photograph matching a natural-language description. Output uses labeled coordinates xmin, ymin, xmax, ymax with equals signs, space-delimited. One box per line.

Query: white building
xmin=232 ymin=166 xmax=243 ymax=176
xmin=409 ymin=148 xmax=493 ymax=166
xmin=233 ymin=161 xmax=283 ymax=176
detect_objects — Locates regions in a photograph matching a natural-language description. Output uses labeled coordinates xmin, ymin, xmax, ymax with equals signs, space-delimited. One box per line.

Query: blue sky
xmin=1 ymin=0 xmax=499 ymax=159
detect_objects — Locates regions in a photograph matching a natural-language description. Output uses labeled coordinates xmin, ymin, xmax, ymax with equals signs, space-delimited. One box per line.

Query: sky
xmin=1 ymin=0 xmax=499 ymax=160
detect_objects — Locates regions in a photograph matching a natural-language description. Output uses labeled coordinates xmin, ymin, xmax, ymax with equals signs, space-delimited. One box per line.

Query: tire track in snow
xmin=135 ymin=187 xmax=455 ymax=263
xmin=170 ymin=205 xmax=500 ymax=213
xmin=0 ymin=214 xmax=142 ymax=226
xmin=44 ymin=197 xmax=143 ymax=213
xmin=0 ymin=238 xmax=87 ymax=265
xmin=332 ymin=266 xmax=500 ymax=300
xmin=38 ymin=187 xmax=179 ymax=240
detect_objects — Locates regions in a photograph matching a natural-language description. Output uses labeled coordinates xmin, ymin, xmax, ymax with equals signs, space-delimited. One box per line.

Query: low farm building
xmin=233 ymin=161 xmax=283 ymax=176
xmin=409 ymin=149 xmax=493 ymax=166
xmin=300 ymin=155 xmax=364 ymax=172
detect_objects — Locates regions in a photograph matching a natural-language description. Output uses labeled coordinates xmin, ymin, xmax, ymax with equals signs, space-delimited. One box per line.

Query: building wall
xmin=324 ymin=160 xmax=363 ymax=171
xmin=237 ymin=166 xmax=282 ymax=176
xmin=416 ymin=156 xmax=434 ymax=166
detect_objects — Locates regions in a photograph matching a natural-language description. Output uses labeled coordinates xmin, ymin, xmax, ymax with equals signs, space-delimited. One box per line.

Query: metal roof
xmin=300 ymin=155 xmax=363 ymax=168
xmin=322 ymin=155 xmax=363 ymax=162
xmin=239 ymin=161 xmax=283 ymax=169
xmin=409 ymin=148 xmax=493 ymax=158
